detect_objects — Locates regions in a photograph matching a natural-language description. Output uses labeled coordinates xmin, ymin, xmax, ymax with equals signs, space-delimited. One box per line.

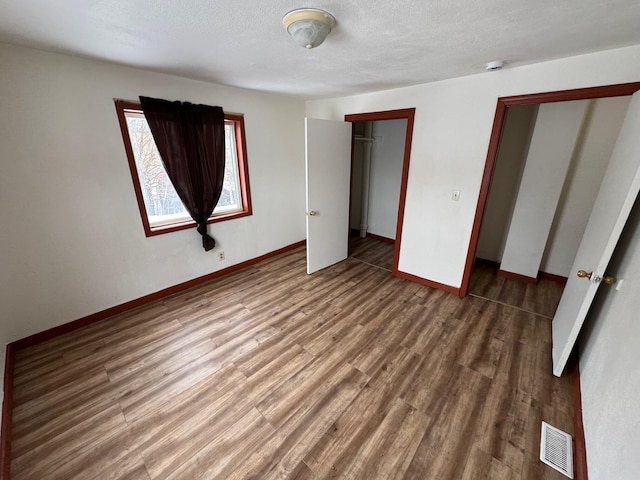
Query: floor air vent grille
xmin=540 ymin=421 xmax=573 ymax=478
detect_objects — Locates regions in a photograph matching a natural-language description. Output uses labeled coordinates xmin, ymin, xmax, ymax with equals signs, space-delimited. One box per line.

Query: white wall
xmin=306 ymin=43 xmax=640 ymax=288
xmin=500 ymin=101 xmax=588 ymax=278
xmin=541 ymin=96 xmax=631 ymax=276
xmin=476 ymin=105 xmax=537 ymax=262
xmin=579 ymin=196 xmax=640 ymax=480
xmin=0 ymin=42 xmax=306 ymax=370
xmin=367 ymin=119 xmax=406 ymax=239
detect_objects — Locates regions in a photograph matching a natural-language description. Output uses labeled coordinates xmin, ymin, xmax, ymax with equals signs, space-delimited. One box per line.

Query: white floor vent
xmin=540 ymin=421 xmax=573 ymax=478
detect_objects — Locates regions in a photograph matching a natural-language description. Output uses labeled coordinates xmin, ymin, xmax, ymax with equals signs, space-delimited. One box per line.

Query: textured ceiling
xmin=1 ymin=1 xmax=640 ymax=98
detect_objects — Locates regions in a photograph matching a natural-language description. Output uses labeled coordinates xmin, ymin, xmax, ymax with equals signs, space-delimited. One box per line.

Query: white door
xmin=305 ymin=118 xmax=352 ymax=274
xmin=552 ymin=91 xmax=640 ymax=376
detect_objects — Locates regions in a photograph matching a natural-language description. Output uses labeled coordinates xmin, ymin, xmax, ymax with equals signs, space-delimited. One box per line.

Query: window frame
xmin=114 ymin=99 xmax=252 ymax=237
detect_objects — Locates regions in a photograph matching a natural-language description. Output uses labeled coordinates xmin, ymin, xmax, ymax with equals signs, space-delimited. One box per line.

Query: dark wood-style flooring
xmin=10 ymin=244 xmax=573 ymax=479
xmin=469 ymin=259 xmax=565 ymax=319
xmin=349 ymin=235 xmax=394 ymax=271
xmin=349 ymin=238 xmax=565 ymax=319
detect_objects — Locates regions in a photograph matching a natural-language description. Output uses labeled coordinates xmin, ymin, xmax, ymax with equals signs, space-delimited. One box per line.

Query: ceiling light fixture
xmin=485 ymin=60 xmax=505 ymax=71
xmin=282 ymin=8 xmax=336 ymax=49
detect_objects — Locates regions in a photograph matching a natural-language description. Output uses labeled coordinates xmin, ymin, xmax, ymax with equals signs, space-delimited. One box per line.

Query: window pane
xmin=219 ymin=123 xmax=242 ymax=212
xmin=124 ymin=112 xmax=242 ymax=226
xmin=124 ymin=112 xmax=187 ymax=223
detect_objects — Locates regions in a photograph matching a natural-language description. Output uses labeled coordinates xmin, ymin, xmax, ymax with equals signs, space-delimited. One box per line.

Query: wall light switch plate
xmin=452 ymin=190 xmax=461 ymax=201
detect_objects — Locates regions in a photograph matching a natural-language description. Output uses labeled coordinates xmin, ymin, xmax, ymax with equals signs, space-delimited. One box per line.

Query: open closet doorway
xmin=349 ymin=119 xmax=406 ymax=271
xmin=344 ymin=109 xmax=415 ymax=275
xmin=460 ymin=83 xmax=640 ymax=376
xmin=466 ymin=94 xmax=632 ymax=317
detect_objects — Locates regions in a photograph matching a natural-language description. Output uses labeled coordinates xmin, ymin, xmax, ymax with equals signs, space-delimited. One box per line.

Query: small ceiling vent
xmin=540 ymin=421 xmax=574 ymax=478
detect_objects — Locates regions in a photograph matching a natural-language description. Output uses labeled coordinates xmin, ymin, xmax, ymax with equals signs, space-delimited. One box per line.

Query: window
xmin=114 ymin=100 xmax=252 ymax=236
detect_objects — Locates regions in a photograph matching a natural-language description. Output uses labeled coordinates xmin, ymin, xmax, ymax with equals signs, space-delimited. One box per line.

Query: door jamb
xmin=344 ymin=108 xmax=416 ymax=276
xmin=459 ymin=82 xmax=640 ymax=297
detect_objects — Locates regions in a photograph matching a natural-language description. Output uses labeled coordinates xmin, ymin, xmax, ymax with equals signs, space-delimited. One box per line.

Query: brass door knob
xmin=577 ymin=270 xmax=592 ymax=280
xmin=577 ymin=270 xmax=616 ymax=285
xmin=307 ymin=210 xmax=318 ymax=216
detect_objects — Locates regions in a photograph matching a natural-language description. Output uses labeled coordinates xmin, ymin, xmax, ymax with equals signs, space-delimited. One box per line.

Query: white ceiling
xmin=1 ymin=1 xmax=639 ymax=98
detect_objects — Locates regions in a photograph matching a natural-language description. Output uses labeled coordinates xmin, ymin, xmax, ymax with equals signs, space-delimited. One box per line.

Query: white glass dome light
xmin=282 ymin=8 xmax=336 ymax=49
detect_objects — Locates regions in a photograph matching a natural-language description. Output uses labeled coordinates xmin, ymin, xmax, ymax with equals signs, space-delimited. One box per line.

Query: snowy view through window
xmin=125 ymin=112 xmax=242 ymax=226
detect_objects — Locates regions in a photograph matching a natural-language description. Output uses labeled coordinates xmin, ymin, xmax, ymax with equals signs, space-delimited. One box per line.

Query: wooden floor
xmin=349 ymin=236 xmax=394 ymax=271
xmin=469 ymin=259 xmax=566 ymax=319
xmin=10 ymin=246 xmax=574 ymax=479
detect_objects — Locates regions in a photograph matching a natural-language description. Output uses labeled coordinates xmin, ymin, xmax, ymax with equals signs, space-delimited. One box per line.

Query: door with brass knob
xmin=552 ymin=90 xmax=640 ymax=377
xmin=305 ymin=117 xmax=352 ymax=274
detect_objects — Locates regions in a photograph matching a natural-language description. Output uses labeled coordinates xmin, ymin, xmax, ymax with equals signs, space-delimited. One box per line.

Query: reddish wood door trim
xmin=344 ymin=108 xmax=416 ymax=278
xmin=459 ymin=82 xmax=640 ymax=297
xmin=0 ymin=344 xmax=15 ymax=480
xmin=571 ymin=358 xmax=589 ymax=480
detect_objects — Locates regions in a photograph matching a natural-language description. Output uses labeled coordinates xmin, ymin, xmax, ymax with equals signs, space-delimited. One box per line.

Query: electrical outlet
xmin=218 ymin=251 xmax=225 ymax=261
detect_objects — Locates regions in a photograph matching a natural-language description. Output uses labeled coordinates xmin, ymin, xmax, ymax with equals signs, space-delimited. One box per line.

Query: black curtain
xmin=139 ymin=96 xmax=225 ymax=251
